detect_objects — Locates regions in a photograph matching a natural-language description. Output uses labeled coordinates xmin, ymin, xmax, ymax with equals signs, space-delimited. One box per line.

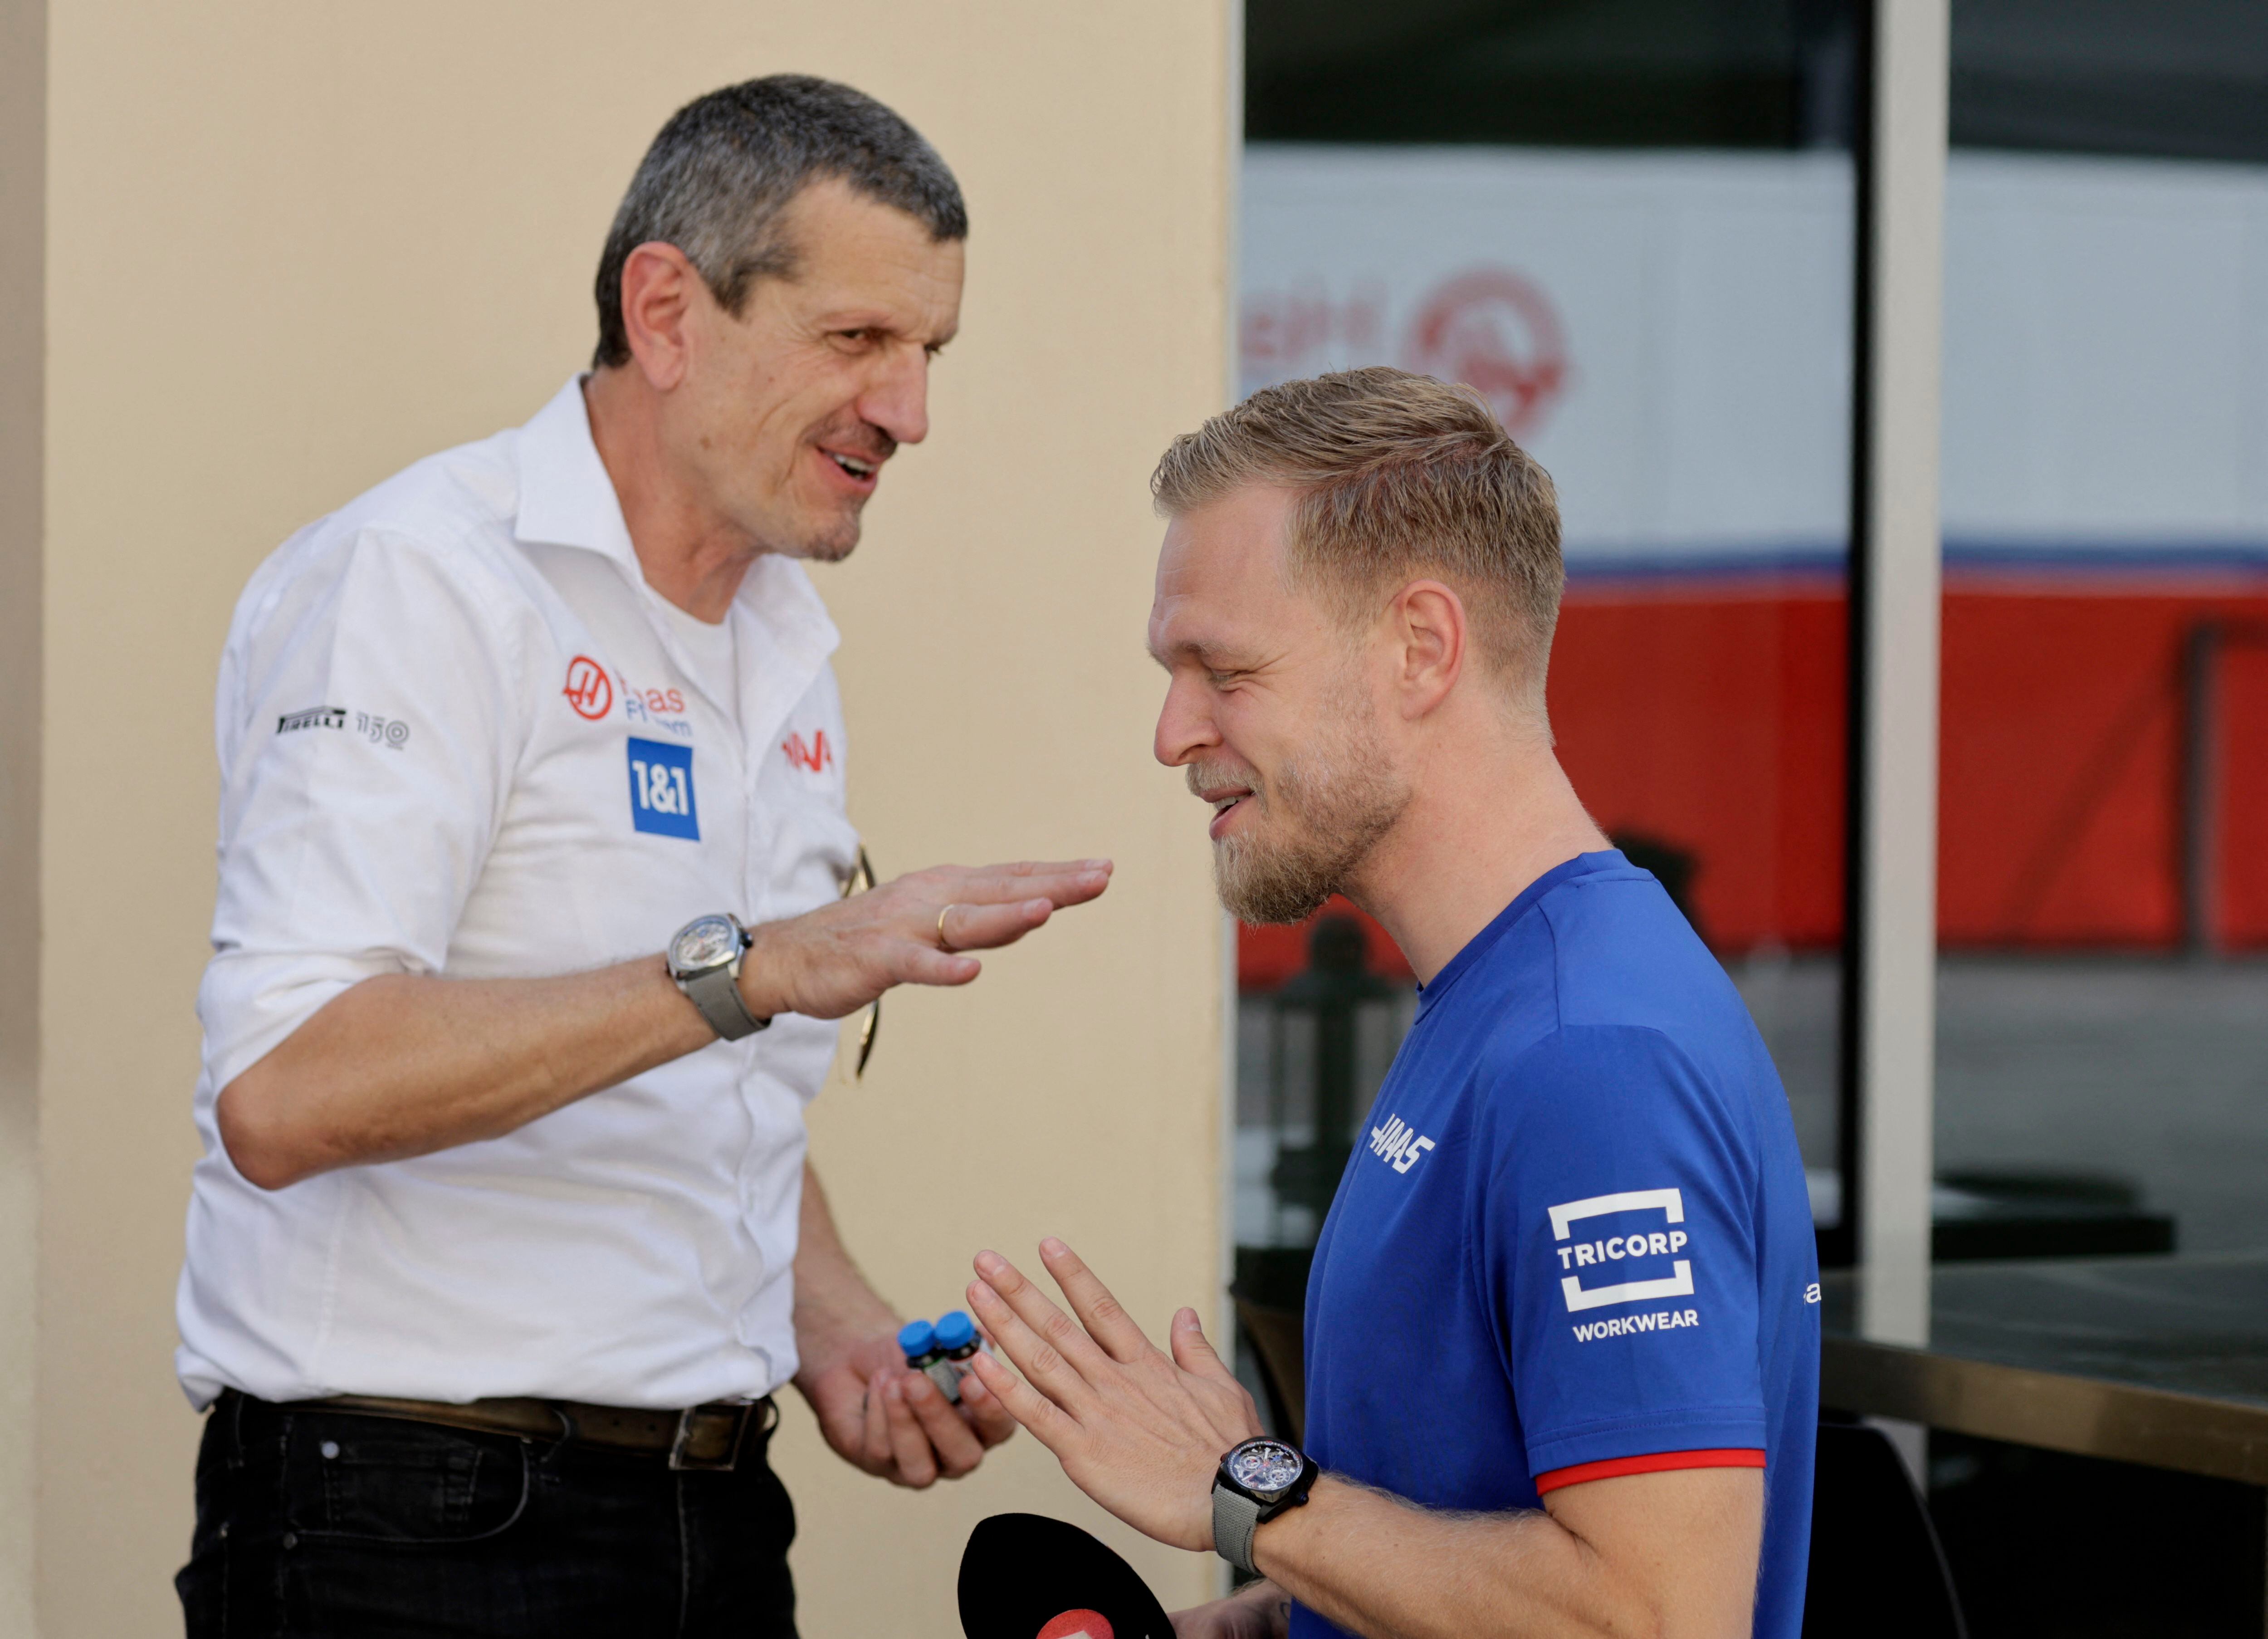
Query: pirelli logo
xmin=278 ymin=705 xmax=346 ymax=734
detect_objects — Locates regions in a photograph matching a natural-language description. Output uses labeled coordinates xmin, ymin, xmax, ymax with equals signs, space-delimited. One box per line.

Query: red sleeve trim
xmin=1534 ymin=1448 xmax=1766 ymax=1494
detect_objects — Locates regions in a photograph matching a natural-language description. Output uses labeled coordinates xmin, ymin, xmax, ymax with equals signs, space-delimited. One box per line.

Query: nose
xmin=856 ymin=343 xmax=931 ymax=448
xmin=1154 ymin=670 xmax=1221 ymax=769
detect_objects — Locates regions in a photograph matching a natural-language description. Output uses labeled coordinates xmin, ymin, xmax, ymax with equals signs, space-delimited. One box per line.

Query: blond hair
xmin=1151 ymin=367 xmax=1564 ymax=714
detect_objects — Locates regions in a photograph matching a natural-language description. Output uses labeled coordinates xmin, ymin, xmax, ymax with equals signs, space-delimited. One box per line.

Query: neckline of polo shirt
xmin=1413 ymin=848 xmax=1628 ymax=1016
xmin=514 ymin=375 xmax=640 ymax=567
xmin=733 ymin=556 xmax=840 ymax=678
xmin=511 ymin=375 xmax=842 ymax=685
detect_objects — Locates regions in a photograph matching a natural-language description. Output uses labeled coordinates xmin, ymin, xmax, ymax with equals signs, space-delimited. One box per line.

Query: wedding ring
xmin=937 ymin=904 xmax=959 ymax=952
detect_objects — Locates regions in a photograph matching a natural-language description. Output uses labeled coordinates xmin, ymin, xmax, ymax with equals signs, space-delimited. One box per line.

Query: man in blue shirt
xmin=965 ymin=367 xmax=1818 ymax=1638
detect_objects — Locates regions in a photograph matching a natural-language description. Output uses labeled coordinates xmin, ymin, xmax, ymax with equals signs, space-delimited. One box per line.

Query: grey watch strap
xmin=681 ymin=962 xmax=768 ymax=1041
xmin=1212 ymin=1482 xmax=1261 ymax=1576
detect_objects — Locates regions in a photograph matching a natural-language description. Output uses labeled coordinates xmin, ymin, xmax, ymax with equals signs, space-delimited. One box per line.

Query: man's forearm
xmin=790 ymin=1163 xmax=901 ymax=1378
xmin=1251 ymin=1468 xmax=1761 ymax=1639
xmin=1249 ymin=1477 xmax=1652 ymax=1639
xmin=217 ymin=957 xmax=710 ymax=1189
xmin=216 ymin=857 xmax=1111 ymax=1192
xmin=791 ymin=1161 xmax=1020 ymax=1484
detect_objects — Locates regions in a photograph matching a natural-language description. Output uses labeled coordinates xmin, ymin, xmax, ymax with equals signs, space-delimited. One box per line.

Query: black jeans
xmin=178 ymin=1392 xmax=798 ymax=1639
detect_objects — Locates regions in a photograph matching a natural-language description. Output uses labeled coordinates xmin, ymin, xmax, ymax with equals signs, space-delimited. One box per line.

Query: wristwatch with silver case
xmin=1212 ymin=1435 xmax=1318 ymax=1576
xmin=667 ymin=913 xmax=770 ymax=1041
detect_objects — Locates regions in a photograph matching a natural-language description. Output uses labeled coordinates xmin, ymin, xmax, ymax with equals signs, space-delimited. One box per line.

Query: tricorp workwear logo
xmin=1548 ymin=1189 xmax=1695 ymax=1313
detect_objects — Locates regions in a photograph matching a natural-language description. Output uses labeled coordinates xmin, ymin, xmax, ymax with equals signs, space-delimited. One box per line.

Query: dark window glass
xmin=1950 ymin=0 xmax=2268 ymax=164
xmin=1234 ymin=3 xmax=1862 ymax=1375
xmin=1934 ymin=1 xmax=2268 ymax=1262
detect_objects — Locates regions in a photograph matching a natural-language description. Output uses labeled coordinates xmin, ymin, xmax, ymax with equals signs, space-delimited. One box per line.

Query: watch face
xmin=671 ymin=915 xmax=740 ymax=973
xmin=1227 ymin=1439 xmax=1305 ymax=1496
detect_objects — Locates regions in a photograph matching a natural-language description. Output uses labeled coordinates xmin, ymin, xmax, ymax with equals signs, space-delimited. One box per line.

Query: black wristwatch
xmin=1212 ymin=1437 xmax=1319 ymax=1575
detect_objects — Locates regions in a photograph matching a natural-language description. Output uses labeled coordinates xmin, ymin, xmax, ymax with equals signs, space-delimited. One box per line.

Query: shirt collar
xmin=1415 ymin=849 xmax=1629 ymax=1017
xmin=515 ymin=376 xmax=639 ymax=567
xmin=513 ymin=375 xmax=841 ymax=675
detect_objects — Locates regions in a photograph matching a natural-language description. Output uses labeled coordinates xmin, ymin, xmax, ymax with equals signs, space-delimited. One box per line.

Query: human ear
xmin=1392 ymin=580 xmax=1467 ymax=719
xmin=617 ymin=241 xmax=700 ymax=391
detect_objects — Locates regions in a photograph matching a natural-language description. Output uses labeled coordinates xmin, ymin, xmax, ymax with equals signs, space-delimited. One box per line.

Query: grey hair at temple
xmin=592 ymin=74 xmax=967 ymax=369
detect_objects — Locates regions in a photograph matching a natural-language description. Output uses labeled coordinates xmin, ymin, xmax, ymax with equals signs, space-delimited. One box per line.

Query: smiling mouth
xmin=1204 ymin=788 xmax=1255 ymax=836
xmin=826 ymin=451 xmax=878 ymax=480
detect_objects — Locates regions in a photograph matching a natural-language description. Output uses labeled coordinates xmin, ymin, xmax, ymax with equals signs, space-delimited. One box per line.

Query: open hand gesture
xmin=966 ymin=1238 xmax=1262 ymax=1551
xmin=743 ymin=860 xmax=1112 ymax=1022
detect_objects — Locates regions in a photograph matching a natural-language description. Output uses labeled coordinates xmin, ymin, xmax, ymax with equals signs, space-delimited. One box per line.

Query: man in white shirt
xmin=174 ymin=76 xmax=1109 ymax=1638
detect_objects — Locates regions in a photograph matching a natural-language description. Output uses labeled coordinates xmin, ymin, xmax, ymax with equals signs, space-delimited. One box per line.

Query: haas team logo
xmin=562 ymin=656 xmax=613 ymax=720
xmin=1406 ymin=268 xmax=1570 ymax=440
xmin=781 ymin=729 xmax=834 ymax=773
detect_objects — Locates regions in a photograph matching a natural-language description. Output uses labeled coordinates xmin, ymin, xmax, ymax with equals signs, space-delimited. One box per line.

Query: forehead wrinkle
xmin=1146 ymin=633 xmax=1208 ymax=670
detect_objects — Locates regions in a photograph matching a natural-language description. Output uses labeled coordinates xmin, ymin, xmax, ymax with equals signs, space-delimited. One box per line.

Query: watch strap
xmin=681 ymin=961 xmax=768 ymax=1041
xmin=1212 ymin=1481 xmax=1261 ymax=1576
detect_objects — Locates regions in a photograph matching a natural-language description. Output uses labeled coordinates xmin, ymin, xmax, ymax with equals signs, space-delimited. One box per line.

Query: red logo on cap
xmin=563 ymin=656 xmax=613 ymax=720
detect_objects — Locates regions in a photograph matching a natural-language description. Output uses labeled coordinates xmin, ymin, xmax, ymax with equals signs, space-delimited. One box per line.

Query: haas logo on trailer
xmin=1406 ymin=268 xmax=1570 ymax=440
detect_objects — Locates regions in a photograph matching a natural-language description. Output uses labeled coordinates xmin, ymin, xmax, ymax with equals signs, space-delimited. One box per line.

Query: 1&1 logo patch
xmin=627 ymin=737 xmax=699 ymax=839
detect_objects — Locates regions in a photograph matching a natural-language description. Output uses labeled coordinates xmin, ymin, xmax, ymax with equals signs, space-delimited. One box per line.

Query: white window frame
xmin=1851 ymin=0 xmax=1950 ymax=1348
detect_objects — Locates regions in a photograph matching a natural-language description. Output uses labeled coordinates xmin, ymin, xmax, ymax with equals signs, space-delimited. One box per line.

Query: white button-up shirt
xmin=175 ymin=378 xmax=859 ymax=1411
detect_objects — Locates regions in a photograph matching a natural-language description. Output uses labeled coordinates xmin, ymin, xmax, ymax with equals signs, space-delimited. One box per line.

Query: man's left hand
xmin=797 ymin=1330 xmax=1017 ymax=1487
xmin=966 ymin=1238 xmax=1262 ymax=1551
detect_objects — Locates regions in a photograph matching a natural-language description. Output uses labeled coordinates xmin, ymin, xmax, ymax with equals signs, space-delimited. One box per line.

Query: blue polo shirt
xmin=1295 ymin=851 xmax=1818 ymax=1639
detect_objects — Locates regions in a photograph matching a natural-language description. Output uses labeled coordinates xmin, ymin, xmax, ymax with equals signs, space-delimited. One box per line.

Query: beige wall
xmin=0 ymin=0 xmax=46 ymax=1630
xmin=15 ymin=3 xmax=1233 ymax=1633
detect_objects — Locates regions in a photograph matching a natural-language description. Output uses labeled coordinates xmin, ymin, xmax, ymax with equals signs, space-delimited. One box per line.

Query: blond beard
xmin=1197 ymin=681 xmax=1408 ymax=925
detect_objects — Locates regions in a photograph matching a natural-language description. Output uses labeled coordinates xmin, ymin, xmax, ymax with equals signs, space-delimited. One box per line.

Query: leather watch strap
xmin=1213 ymin=1482 xmax=1261 ymax=1576
xmin=683 ymin=962 xmax=767 ymax=1041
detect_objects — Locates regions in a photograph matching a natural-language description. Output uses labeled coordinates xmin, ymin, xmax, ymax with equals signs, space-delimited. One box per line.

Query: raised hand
xmin=966 ymin=1238 xmax=1263 ymax=1551
xmin=740 ymin=860 xmax=1112 ymax=1022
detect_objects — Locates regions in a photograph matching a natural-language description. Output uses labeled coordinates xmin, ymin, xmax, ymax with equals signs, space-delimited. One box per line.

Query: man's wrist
xmin=1246 ymin=1473 xmax=1331 ymax=1581
xmin=790 ymin=1301 xmax=902 ymax=1386
xmin=733 ymin=919 xmax=792 ymax=1021
xmin=1217 ymin=1440 xmax=1321 ymax=1576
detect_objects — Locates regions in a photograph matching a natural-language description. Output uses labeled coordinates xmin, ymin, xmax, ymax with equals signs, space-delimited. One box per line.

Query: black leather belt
xmin=302 ymin=1391 xmax=779 ymax=1471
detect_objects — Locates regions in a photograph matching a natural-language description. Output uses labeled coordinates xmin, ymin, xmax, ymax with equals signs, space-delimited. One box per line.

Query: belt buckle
xmin=668 ymin=1401 xmax=749 ymax=1472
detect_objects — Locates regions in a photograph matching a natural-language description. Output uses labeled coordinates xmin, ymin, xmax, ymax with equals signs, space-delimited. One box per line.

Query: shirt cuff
xmin=1535 ymin=1447 xmax=1766 ymax=1494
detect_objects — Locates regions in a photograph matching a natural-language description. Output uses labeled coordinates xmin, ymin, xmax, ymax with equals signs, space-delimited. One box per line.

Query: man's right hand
xmin=737 ymin=859 xmax=1112 ymax=1022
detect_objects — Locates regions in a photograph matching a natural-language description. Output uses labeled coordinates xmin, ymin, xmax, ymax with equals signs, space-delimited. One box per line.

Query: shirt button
xmin=282 ymin=1532 xmax=298 ymax=1550
xmin=320 ymin=1440 xmax=340 ymax=1459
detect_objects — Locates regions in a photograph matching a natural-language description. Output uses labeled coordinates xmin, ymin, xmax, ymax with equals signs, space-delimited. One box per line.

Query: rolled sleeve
xmin=201 ymin=528 xmax=533 ymax=1092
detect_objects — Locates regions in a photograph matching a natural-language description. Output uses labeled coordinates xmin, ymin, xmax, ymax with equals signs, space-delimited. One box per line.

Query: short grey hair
xmin=593 ymin=75 xmax=967 ymax=369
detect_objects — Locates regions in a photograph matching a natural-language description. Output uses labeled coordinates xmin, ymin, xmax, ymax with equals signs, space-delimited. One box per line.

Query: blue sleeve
xmin=1476 ymin=1024 xmax=1770 ymax=1479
